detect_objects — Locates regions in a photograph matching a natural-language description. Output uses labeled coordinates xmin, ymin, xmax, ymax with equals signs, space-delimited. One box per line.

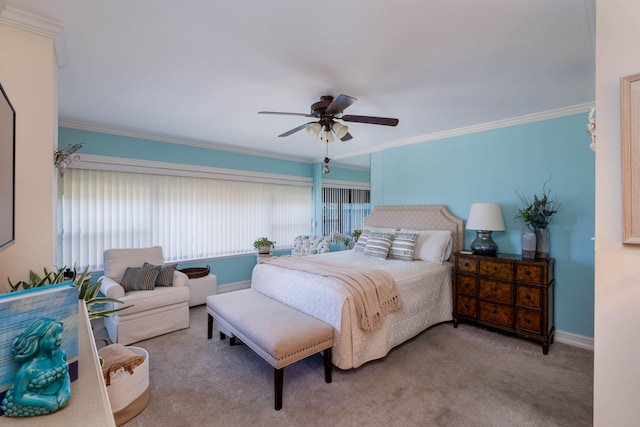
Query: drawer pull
xmin=493 ymin=309 xmax=497 ymax=314
xmin=493 ymin=286 xmax=498 ymax=292
xmin=525 ymin=318 xmax=531 ymax=324
xmin=525 ymin=270 xmax=531 ymax=276
xmin=525 ymin=294 xmax=531 ymax=300
xmin=465 ymin=283 xmax=471 ymax=288
xmin=464 ymin=262 xmax=470 ymax=267
xmin=464 ymin=303 xmax=470 ymax=309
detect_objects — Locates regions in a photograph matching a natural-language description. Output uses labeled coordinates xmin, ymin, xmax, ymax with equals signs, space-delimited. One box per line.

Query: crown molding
xmin=0 ymin=4 xmax=62 ymax=38
xmin=379 ymin=102 xmax=595 ymax=150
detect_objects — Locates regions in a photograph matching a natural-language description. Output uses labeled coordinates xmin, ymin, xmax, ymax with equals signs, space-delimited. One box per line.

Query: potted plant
xmin=253 ymin=237 xmax=276 ymax=254
xmin=8 ymin=265 xmax=127 ymax=320
xmin=515 ymin=180 xmax=559 ymax=260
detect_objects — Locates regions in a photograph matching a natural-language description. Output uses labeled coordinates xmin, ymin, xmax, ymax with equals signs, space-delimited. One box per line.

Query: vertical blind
xmin=322 ymin=187 xmax=371 ymax=237
xmin=60 ymin=168 xmax=312 ymax=271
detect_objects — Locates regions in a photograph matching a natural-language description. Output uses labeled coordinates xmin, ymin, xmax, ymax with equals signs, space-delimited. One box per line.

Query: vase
xmin=534 ymin=227 xmax=550 ymax=260
xmin=521 ymin=226 xmax=536 ymax=259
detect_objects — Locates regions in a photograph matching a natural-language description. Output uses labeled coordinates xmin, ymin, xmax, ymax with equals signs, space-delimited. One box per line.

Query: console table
xmin=3 ymin=302 xmax=115 ymax=426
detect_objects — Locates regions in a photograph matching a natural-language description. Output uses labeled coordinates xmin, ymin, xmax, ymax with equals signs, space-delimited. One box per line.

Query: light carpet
xmin=93 ymin=305 xmax=593 ymax=427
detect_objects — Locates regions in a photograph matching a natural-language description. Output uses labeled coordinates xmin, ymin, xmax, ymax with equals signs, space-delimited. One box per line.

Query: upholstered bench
xmin=206 ymin=289 xmax=334 ymax=410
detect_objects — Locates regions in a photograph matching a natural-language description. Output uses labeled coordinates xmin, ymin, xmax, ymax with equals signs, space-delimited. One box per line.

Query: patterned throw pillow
xmin=353 ymin=230 xmax=370 ymax=252
xmin=388 ymin=232 xmax=419 ymax=261
xmin=363 ymin=232 xmax=395 ymax=259
xmin=144 ymin=262 xmax=178 ymax=286
xmin=121 ymin=264 xmax=161 ymax=291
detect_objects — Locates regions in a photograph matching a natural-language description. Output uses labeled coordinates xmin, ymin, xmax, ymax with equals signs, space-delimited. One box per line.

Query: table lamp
xmin=466 ymin=203 xmax=506 ymax=256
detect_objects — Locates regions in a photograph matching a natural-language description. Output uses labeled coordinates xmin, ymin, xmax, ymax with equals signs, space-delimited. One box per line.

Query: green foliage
xmin=7 ymin=265 xmax=128 ymax=320
xmin=253 ymin=237 xmax=275 ymax=250
xmin=515 ymin=179 xmax=560 ymax=230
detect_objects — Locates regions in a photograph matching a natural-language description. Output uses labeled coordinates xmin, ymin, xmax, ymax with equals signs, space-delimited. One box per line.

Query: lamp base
xmin=470 ymin=230 xmax=498 ymax=256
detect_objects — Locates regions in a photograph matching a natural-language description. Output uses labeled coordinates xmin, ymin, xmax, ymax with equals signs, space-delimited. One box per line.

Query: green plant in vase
xmin=253 ymin=237 xmax=276 ymax=254
xmin=515 ymin=180 xmax=559 ymax=260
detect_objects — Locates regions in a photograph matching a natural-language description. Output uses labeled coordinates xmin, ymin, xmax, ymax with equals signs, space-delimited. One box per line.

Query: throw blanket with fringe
xmin=262 ymin=256 xmax=402 ymax=330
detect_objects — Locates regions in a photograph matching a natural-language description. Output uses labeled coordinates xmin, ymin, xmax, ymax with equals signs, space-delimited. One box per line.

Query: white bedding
xmin=251 ymin=250 xmax=453 ymax=369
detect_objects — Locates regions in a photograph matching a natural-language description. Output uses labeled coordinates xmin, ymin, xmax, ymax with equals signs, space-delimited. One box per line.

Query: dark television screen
xmin=0 ymin=83 xmax=15 ymax=252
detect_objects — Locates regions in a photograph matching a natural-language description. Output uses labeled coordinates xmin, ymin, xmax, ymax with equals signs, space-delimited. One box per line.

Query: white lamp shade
xmin=332 ymin=122 xmax=349 ymax=139
xmin=466 ymin=203 xmax=506 ymax=231
xmin=306 ymin=122 xmax=322 ymax=138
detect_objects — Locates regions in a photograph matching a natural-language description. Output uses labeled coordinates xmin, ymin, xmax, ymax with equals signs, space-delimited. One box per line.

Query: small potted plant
xmin=253 ymin=237 xmax=276 ymax=254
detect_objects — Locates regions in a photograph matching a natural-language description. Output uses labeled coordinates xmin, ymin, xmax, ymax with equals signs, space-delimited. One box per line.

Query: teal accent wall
xmin=371 ymin=113 xmax=595 ymax=338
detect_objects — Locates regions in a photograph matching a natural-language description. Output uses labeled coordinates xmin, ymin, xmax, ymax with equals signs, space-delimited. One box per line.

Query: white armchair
xmin=99 ymin=246 xmax=190 ymax=345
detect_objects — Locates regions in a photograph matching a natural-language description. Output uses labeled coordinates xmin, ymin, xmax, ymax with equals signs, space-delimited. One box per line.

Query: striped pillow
xmin=121 ymin=264 xmax=161 ymax=291
xmin=144 ymin=262 xmax=178 ymax=286
xmin=353 ymin=230 xmax=370 ymax=252
xmin=363 ymin=232 xmax=395 ymax=259
xmin=388 ymin=232 xmax=419 ymax=261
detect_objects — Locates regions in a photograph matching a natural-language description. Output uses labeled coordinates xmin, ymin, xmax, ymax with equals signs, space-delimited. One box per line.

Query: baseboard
xmin=555 ymin=330 xmax=594 ymax=352
xmin=217 ymin=280 xmax=251 ymax=294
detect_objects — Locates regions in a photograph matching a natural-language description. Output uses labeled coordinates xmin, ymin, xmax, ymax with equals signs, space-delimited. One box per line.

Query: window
xmin=60 ymin=168 xmax=312 ymax=271
xmin=322 ymin=187 xmax=370 ymax=237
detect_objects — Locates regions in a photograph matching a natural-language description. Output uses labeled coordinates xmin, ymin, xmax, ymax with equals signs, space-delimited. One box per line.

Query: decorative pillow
xmin=120 ymin=264 xmax=161 ymax=291
xmin=353 ymin=230 xmax=370 ymax=252
xmin=144 ymin=262 xmax=178 ymax=286
xmin=363 ymin=232 xmax=395 ymax=259
xmin=401 ymin=229 xmax=452 ymax=264
xmin=388 ymin=232 xmax=419 ymax=261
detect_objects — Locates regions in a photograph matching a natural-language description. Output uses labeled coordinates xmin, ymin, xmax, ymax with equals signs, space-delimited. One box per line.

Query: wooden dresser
xmin=452 ymin=251 xmax=555 ymax=354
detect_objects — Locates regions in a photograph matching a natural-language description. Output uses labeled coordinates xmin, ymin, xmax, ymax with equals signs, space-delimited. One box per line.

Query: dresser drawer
xmin=478 ymin=279 xmax=512 ymax=304
xmin=479 ymin=259 xmax=513 ymax=280
xmin=456 ymin=257 xmax=477 ymax=274
xmin=516 ymin=308 xmax=542 ymax=334
xmin=457 ymin=295 xmax=477 ymax=317
xmin=516 ymin=264 xmax=544 ymax=284
xmin=479 ymin=301 xmax=513 ymax=327
xmin=516 ymin=285 xmax=541 ymax=308
xmin=456 ymin=275 xmax=477 ymax=296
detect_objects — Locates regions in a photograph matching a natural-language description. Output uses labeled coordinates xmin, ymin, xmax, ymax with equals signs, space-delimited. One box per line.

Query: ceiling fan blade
xmin=259 ymin=111 xmax=314 ymax=118
xmin=278 ymin=122 xmax=316 ymax=137
xmin=341 ymin=115 xmax=399 ymax=126
xmin=326 ymin=94 xmax=357 ymax=115
xmin=340 ymin=132 xmax=353 ymax=142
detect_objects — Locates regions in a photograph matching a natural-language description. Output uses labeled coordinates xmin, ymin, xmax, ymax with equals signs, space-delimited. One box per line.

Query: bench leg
xmin=324 ymin=348 xmax=332 ymax=383
xmin=207 ymin=314 xmax=213 ymax=339
xmin=274 ymin=367 xmax=283 ymax=410
xmin=220 ymin=331 xmax=226 ymax=340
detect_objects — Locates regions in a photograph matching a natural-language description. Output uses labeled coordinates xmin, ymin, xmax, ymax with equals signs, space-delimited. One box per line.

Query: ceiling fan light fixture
xmin=332 ymin=122 xmax=349 ymax=139
xmin=306 ymin=122 xmax=322 ymax=138
xmin=321 ymin=129 xmax=334 ymax=143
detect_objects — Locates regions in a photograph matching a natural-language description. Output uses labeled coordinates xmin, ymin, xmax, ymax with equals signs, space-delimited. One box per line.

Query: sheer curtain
xmin=322 ymin=187 xmax=371 ymax=237
xmin=60 ymin=168 xmax=312 ymax=270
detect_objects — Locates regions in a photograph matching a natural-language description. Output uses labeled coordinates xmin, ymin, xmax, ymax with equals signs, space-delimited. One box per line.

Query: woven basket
xmin=179 ymin=265 xmax=210 ymax=279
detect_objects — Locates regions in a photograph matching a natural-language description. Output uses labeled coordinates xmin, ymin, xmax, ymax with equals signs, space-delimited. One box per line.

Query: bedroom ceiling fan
xmin=258 ymin=94 xmax=399 ymax=143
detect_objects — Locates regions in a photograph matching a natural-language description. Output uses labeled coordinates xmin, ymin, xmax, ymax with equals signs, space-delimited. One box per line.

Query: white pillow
xmin=401 ymin=229 xmax=452 ymax=263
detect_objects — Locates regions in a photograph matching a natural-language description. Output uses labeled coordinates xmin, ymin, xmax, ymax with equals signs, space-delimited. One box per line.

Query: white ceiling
xmin=5 ymin=0 xmax=595 ymax=168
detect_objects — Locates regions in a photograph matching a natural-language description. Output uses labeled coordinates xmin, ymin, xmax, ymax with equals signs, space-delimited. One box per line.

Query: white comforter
xmin=251 ymin=250 xmax=453 ymax=369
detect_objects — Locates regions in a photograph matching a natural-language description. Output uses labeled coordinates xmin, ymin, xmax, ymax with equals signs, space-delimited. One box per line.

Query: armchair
xmin=99 ymin=246 xmax=190 ymax=345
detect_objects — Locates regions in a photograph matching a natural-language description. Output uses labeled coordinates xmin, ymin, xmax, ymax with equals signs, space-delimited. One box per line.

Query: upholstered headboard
xmin=363 ymin=205 xmax=464 ymax=256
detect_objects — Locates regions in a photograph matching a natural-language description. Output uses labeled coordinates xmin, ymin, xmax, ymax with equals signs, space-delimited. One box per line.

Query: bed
xmin=251 ymin=205 xmax=464 ymax=370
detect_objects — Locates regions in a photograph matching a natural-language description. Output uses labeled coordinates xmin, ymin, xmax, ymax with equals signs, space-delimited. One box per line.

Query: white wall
xmin=594 ymin=1 xmax=640 ymax=424
xmin=0 ymin=23 xmax=57 ymax=291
